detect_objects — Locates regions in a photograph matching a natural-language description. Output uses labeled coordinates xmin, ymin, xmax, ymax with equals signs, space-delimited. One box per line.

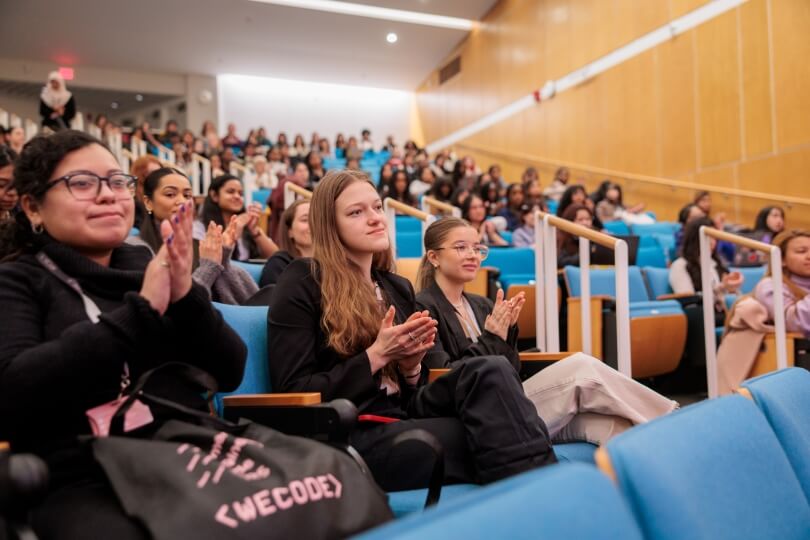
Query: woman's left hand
xmin=199 ymin=221 xmax=223 ymax=265
xmin=397 ymin=311 xmax=438 ymax=373
xmin=507 ymin=291 xmax=526 ymax=327
xmin=245 ymin=202 xmax=263 ymax=235
xmin=162 ymin=200 xmax=194 ymax=303
xmin=484 ymin=288 xmax=514 ymax=341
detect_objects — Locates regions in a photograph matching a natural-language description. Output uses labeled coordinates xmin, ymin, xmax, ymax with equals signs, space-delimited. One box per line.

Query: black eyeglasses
xmin=45 ymin=172 xmax=137 ymax=201
xmin=434 ymin=243 xmax=490 ymax=260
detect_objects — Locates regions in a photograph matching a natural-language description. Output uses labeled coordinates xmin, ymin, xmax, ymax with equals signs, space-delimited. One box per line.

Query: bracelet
xmin=399 ymin=364 xmax=422 ymax=379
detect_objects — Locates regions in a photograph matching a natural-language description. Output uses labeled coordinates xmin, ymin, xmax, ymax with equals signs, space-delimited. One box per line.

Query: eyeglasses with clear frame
xmin=434 ymin=243 xmax=490 ymax=260
xmin=44 ymin=172 xmax=137 ymax=201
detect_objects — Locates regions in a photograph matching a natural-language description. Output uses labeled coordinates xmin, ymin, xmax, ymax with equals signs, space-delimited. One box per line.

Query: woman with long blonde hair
xmin=268 ymin=170 xmax=557 ymax=491
xmin=754 ymin=229 xmax=810 ymax=336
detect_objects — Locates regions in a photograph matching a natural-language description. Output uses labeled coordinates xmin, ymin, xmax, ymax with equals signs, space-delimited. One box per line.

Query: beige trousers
xmin=522 ymin=353 xmax=679 ymax=445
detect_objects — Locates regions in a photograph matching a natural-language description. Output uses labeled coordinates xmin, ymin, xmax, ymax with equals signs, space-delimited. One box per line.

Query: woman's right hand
xmin=722 ymin=271 xmax=744 ymax=293
xmin=199 ymin=221 xmax=223 ymax=265
xmin=140 ymin=244 xmax=172 ymax=315
xmin=484 ymin=288 xmax=514 ymax=341
xmin=366 ymin=307 xmax=438 ymax=374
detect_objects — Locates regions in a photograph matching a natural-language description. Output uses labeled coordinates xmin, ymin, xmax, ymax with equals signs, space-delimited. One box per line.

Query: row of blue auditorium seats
xmin=356 ymin=368 xmax=810 ymax=538
xmin=213 ymin=303 xmax=599 ymax=519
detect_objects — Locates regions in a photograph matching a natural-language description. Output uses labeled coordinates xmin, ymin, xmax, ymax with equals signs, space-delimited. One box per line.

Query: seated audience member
xmin=7 ymin=126 xmax=25 ymax=156
xmin=360 ymin=129 xmax=374 ymax=152
xmin=588 ymin=179 xmax=612 ymax=206
xmin=209 ymin=153 xmax=226 ymax=178
xmin=415 ymin=218 xmax=676 ymax=443
xmin=221 ymin=123 xmax=242 ymax=148
xmin=692 ymin=191 xmax=734 ymax=263
xmin=318 ymin=138 xmax=331 ymax=156
xmin=246 ymin=155 xmax=277 ymax=189
xmin=268 ymin=169 xmax=559 ymax=491
xmin=557 ymin=204 xmax=596 ymax=268
xmin=522 ymin=179 xmax=546 ymax=210
xmin=135 ymin=168 xmax=258 ymax=304
xmin=479 ymin=181 xmax=503 ymax=217
xmin=430 ymin=152 xmax=449 ymax=179
xmin=344 ymin=136 xmax=363 ymax=161
xmin=669 ymin=218 xmax=743 ymax=319
xmin=595 ymin=183 xmax=653 ymax=225
xmin=334 ymin=133 xmax=346 ymax=155
xmin=521 ymin=167 xmax=539 ymax=185
xmin=269 ymin=162 xmax=310 ymax=241
xmin=386 ymin=169 xmax=417 ymax=209
xmin=497 ymin=184 xmax=526 ymax=231
xmin=512 ymin=204 xmax=536 ymax=248
xmin=39 ymin=71 xmax=76 ymax=131
xmin=0 ymin=146 xmax=19 ymax=223
xmin=753 ymin=206 xmax=785 ymax=244
xmin=259 ymin=199 xmax=312 ymax=287
xmin=429 ymin=176 xmax=455 ymax=204
xmin=555 ymin=184 xmax=588 ymax=218
xmin=267 ymin=146 xmax=288 ymax=179
xmin=409 ymin=167 xmax=435 ymax=199
xmin=543 ymin=167 xmax=570 ymax=202
xmin=130 ymin=155 xmax=162 ymax=229
xmin=488 ymin=164 xmax=507 ymax=192
xmin=754 ymin=230 xmax=810 ymax=337
xmin=462 ymin=194 xmax=508 ymax=247
xmin=378 ymin=162 xmax=394 ymax=195
xmin=194 ymin=174 xmax=278 ymax=261
xmin=306 ymin=151 xmax=326 ymax=186
xmin=0 ymin=131 xmax=245 ymax=539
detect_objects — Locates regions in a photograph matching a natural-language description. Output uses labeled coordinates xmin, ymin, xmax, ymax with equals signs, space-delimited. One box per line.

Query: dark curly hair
xmin=0 ymin=130 xmax=110 ymax=260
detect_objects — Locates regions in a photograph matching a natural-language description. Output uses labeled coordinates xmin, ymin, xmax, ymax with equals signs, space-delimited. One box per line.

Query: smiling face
xmin=212 ymin=179 xmax=244 ymax=214
xmin=145 ymin=173 xmax=194 ymax=221
xmin=289 ymin=202 xmax=312 ymax=250
xmin=574 ymin=208 xmax=593 ymax=228
xmin=0 ymin=164 xmax=17 ymax=212
xmin=23 ymin=144 xmax=134 ymax=255
xmin=334 ymin=180 xmax=389 ymax=258
xmin=784 ymin=235 xmax=810 ymax=278
xmin=428 ymin=225 xmax=484 ymax=285
xmin=767 ymin=208 xmax=785 ymax=234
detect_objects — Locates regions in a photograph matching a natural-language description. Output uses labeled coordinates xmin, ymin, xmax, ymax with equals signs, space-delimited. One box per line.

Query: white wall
xmin=217 ymin=74 xmax=412 ymax=147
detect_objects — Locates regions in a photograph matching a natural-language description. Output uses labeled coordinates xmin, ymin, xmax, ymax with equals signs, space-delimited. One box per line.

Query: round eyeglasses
xmin=44 ymin=172 xmax=137 ymax=201
xmin=434 ymin=243 xmax=490 ymax=260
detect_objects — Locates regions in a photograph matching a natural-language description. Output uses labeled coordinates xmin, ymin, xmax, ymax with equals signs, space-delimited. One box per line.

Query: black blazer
xmin=268 ymin=258 xmax=448 ymax=417
xmin=416 ymin=282 xmax=520 ymax=372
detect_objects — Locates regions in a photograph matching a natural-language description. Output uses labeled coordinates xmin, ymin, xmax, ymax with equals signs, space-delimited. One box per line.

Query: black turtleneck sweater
xmin=0 ymin=241 xmax=246 ymax=486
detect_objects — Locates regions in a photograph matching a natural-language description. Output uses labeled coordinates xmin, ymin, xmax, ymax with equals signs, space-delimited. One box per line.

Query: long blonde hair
xmin=768 ymin=229 xmax=810 ymax=301
xmin=310 ymin=169 xmax=394 ymax=357
xmin=416 ymin=217 xmax=471 ymax=292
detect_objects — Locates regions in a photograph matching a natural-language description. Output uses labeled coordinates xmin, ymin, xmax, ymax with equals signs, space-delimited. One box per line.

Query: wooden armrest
xmin=657 ymin=293 xmax=698 ymax=301
xmin=222 ymin=393 xmax=321 ymax=407
xmin=567 ymin=295 xmax=612 ymax=305
xmin=519 ymin=352 xmax=575 ymax=362
xmin=429 ymin=369 xmax=450 ymax=383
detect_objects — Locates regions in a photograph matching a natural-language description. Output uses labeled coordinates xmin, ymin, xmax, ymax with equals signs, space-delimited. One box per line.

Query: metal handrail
xmin=699 ymin=227 xmax=786 ymax=398
xmin=421 ymin=196 xmax=462 ymax=217
xmin=190 ymin=153 xmax=212 ymax=196
xmin=536 ymin=210 xmax=632 ymax=376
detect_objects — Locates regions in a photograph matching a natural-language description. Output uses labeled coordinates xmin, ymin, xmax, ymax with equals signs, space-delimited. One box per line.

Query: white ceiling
xmin=1 ymin=0 xmax=497 ymax=90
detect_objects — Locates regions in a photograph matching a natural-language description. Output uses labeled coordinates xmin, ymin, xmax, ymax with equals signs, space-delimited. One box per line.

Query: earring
xmin=433 ymin=264 xmax=439 ymax=269
xmin=31 ymin=222 xmax=44 ymax=234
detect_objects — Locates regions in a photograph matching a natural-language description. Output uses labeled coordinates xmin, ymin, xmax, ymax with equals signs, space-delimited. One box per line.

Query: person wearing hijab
xmin=39 ymin=71 xmax=76 ymax=131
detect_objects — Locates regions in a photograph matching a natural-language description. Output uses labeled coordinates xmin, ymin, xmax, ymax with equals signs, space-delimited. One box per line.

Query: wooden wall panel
xmin=695 ymin=11 xmax=742 ymax=168
xmin=771 ymin=0 xmax=810 ymax=150
xmin=740 ymin=0 xmax=774 ymax=158
xmin=415 ymin=0 xmax=810 ymax=222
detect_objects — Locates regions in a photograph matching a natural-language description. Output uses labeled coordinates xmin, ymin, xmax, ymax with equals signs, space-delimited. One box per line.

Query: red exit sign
xmin=58 ymin=67 xmax=74 ymax=80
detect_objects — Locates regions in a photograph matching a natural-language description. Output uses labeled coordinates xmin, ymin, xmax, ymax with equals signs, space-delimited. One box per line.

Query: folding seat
xmin=231 ymin=260 xmax=264 ymax=285
xmin=249 ymin=187 xmax=272 ymax=208
xmin=602 ymin=221 xmax=630 ymax=236
xmin=630 ymin=222 xmax=680 ymax=236
xmin=596 ymin=395 xmax=810 ymax=539
xmin=564 ymin=266 xmax=687 ymax=377
xmin=354 ymin=464 xmax=644 ymax=540
xmin=323 ymin=157 xmax=347 ymax=170
xmin=739 ymin=368 xmax=810 ymax=502
xmin=484 ymin=247 xmax=535 ymax=291
xmin=635 ymin=244 xmax=667 ymax=268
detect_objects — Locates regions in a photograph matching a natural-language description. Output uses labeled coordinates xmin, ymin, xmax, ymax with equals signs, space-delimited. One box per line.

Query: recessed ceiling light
xmin=386 ymin=32 xmax=398 ymax=44
xmin=249 ymin=0 xmax=476 ymax=30
xmin=110 ymin=101 xmax=119 ymax=109
xmin=135 ymin=94 xmax=144 ymax=102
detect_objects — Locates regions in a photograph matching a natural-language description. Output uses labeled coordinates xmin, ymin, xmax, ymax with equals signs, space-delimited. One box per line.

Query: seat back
xmin=395 ymin=258 xmax=421 ymax=288
xmin=485 ymin=247 xmax=535 ymax=277
xmin=356 ymin=464 xmax=644 ymax=540
xmin=212 ymin=304 xmax=271 ymax=411
xmin=601 ymin=395 xmax=810 ymax=539
xmin=231 ymin=260 xmax=264 ymax=285
xmin=396 ymin=231 xmax=423 ymax=258
xmin=643 ymin=266 xmax=672 ymax=298
xmin=564 ymin=266 xmax=650 ymax=302
xmin=635 ymin=245 xmax=667 ymax=268
xmin=730 ymin=265 xmax=767 ymax=294
xmin=602 ymin=221 xmax=630 ymax=236
xmin=742 ymin=368 xmax=810 ymax=503
xmin=631 ymin=222 xmax=680 ymax=236
xmin=395 ymin=215 xmax=423 ymax=233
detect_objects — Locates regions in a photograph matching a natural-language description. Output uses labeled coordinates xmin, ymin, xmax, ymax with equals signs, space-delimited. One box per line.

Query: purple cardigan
xmin=753 ymin=275 xmax=810 ymax=336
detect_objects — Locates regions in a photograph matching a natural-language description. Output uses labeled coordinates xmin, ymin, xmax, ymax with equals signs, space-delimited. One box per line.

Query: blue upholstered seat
xmin=230 ymin=260 xmax=263 ymax=285
xmin=742 ymin=368 xmax=810 ymax=503
xmin=602 ymin=395 xmax=810 ymax=539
